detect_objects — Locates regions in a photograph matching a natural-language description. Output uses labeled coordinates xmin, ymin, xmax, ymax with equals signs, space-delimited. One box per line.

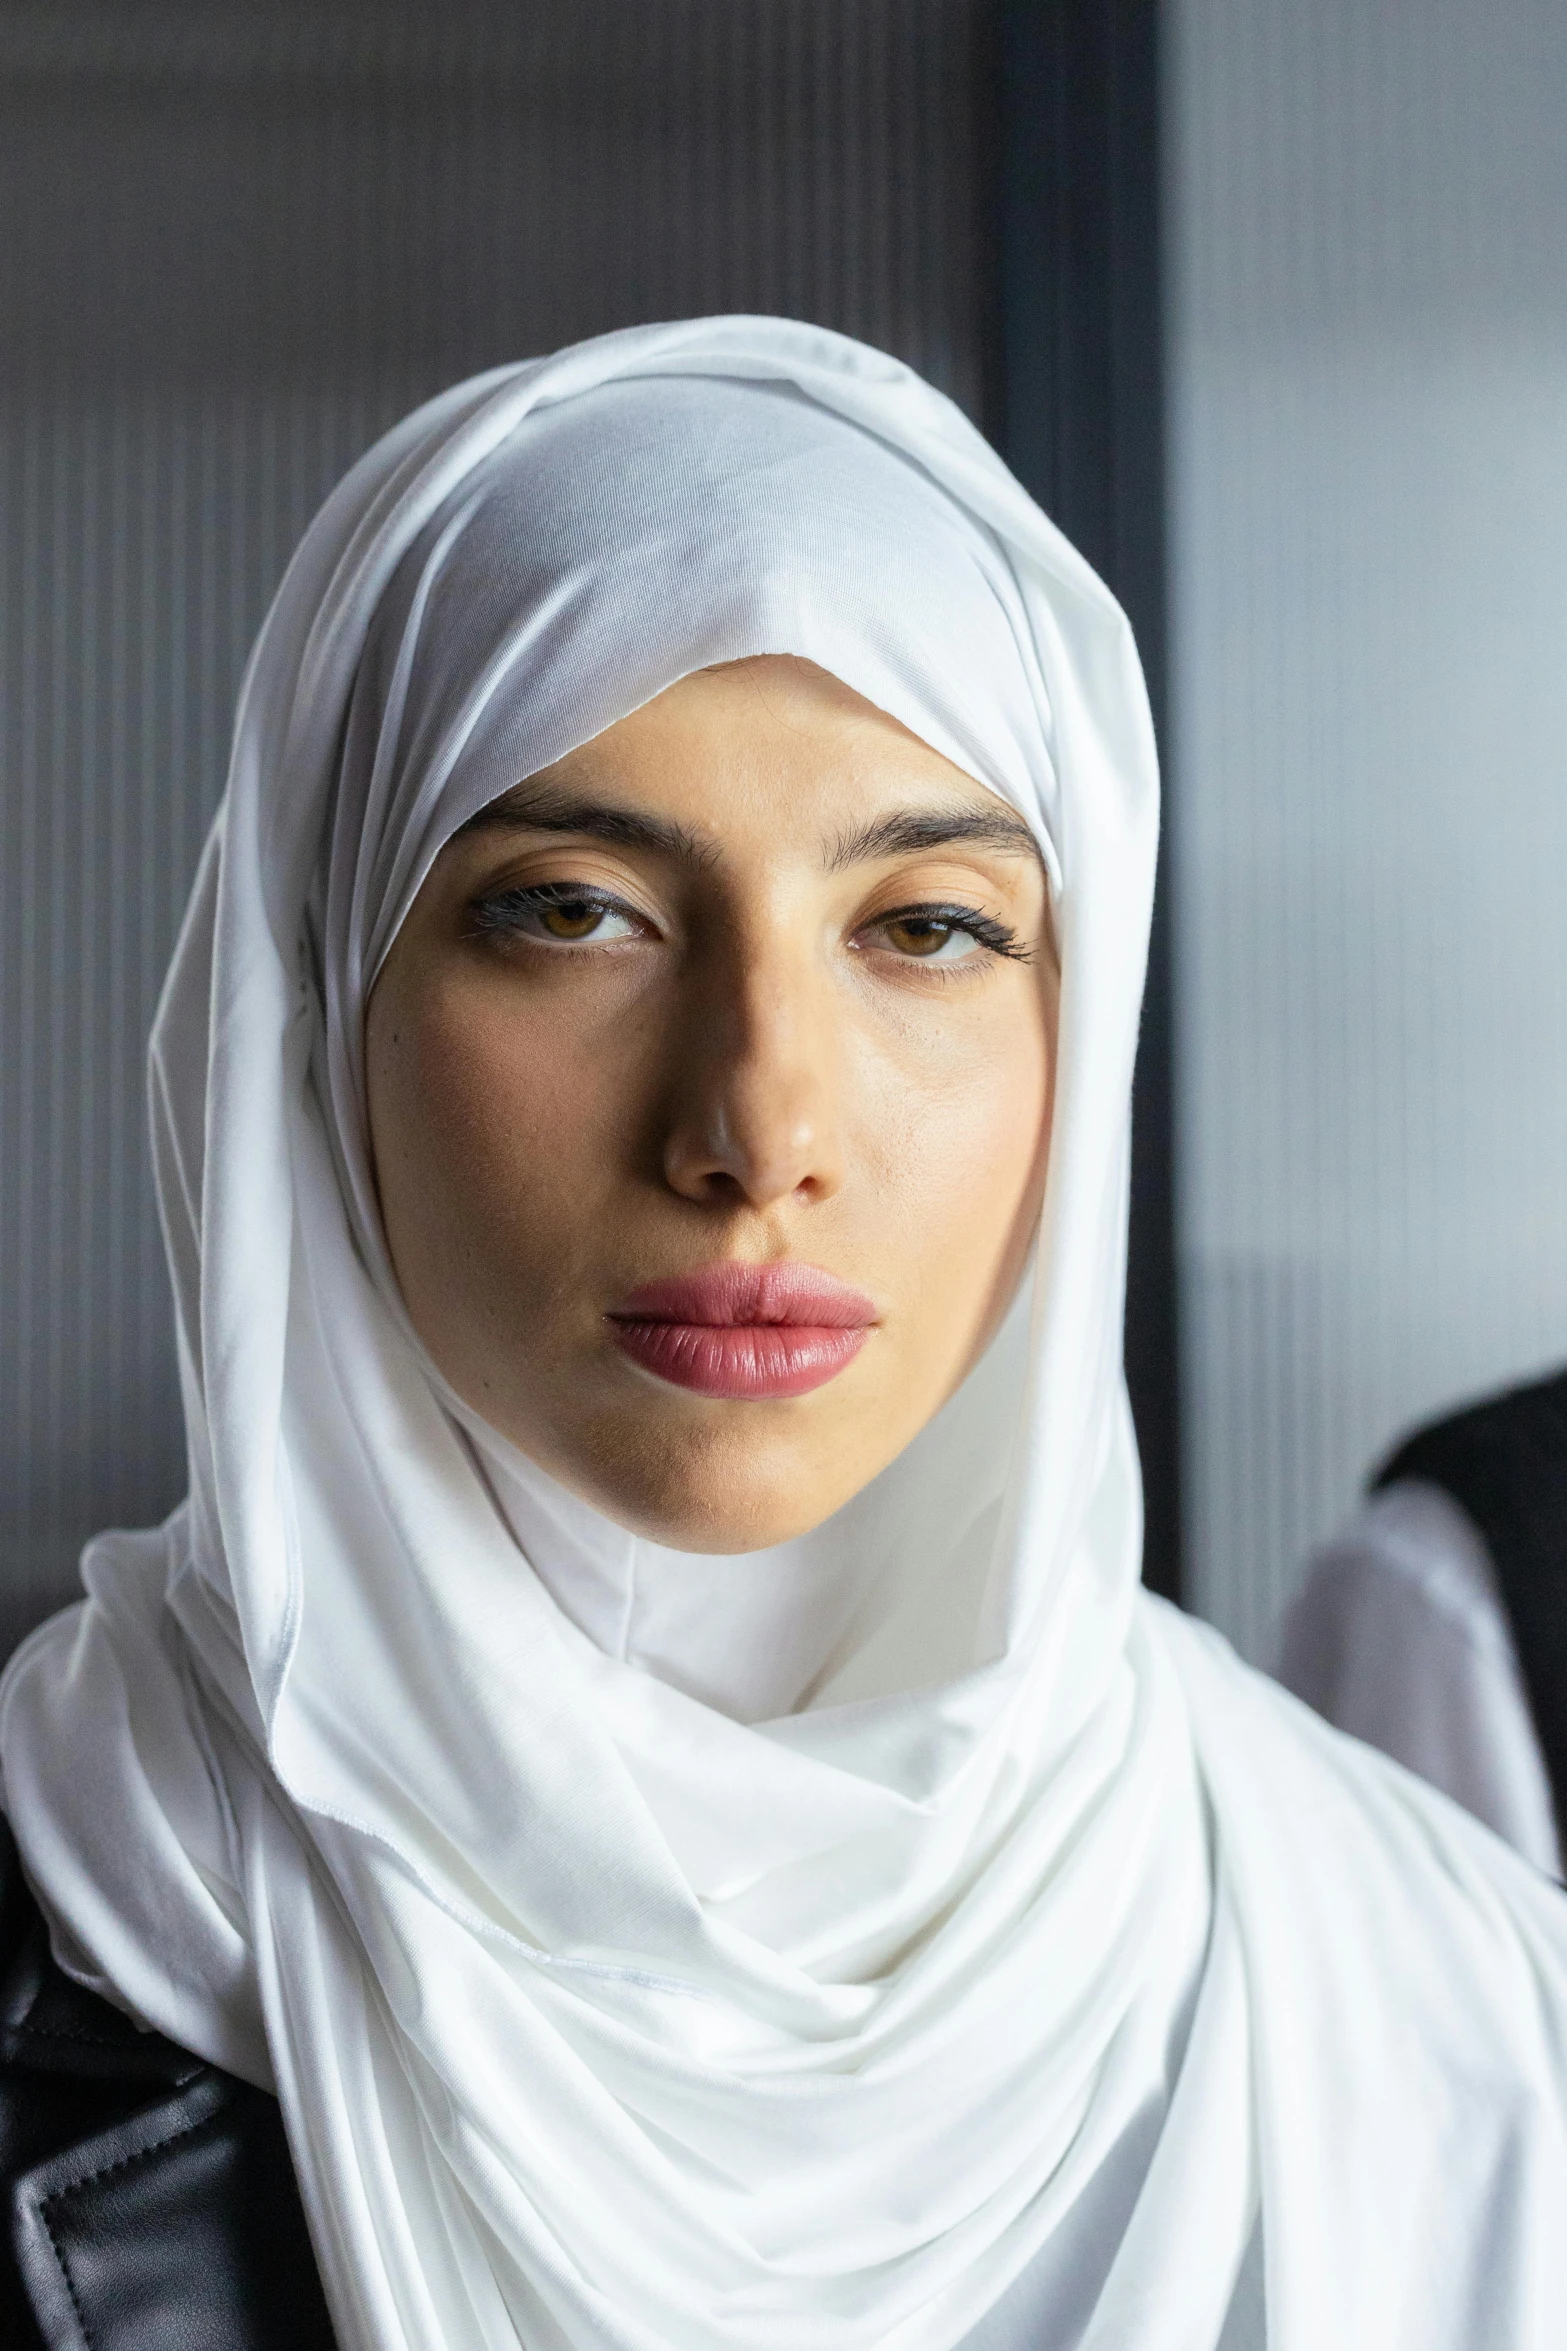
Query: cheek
xmin=848 ymin=988 xmax=1053 ymax=1325
xmin=366 ymin=971 xmax=648 ymax=1319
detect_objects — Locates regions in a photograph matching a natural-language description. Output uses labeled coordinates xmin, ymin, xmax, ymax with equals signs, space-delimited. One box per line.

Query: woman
xmin=2 ymin=316 xmax=1565 ymax=2351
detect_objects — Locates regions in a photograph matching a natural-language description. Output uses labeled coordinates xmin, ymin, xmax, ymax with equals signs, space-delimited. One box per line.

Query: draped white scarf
xmin=4 ymin=318 xmax=1567 ymax=2351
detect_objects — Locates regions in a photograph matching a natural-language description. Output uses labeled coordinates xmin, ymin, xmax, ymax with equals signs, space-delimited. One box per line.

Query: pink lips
xmin=607 ymin=1262 xmax=876 ymax=1400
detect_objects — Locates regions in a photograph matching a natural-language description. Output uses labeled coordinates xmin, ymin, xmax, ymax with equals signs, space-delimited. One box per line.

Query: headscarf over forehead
xmin=7 ymin=318 xmax=1567 ymax=2351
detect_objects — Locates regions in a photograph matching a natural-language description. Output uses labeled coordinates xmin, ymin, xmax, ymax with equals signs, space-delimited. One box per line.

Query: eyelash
xmin=467 ymin=882 xmax=1030 ymax=965
xmin=467 ymin=880 xmax=638 ymax=942
xmin=878 ymin=902 xmax=1032 ymax=964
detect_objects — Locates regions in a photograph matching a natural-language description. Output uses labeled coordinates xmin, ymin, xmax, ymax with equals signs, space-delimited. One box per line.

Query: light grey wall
xmin=0 ymin=1 xmax=994 ymax=1655
xmin=1166 ymin=0 xmax=1567 ymax=1660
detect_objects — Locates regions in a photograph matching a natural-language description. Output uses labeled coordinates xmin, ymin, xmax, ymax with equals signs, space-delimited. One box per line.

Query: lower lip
xmin=607 ymin=1319 xmax=870 ymax=1400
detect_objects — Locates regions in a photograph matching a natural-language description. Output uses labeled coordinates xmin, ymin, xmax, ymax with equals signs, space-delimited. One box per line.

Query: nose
xmin=661 ymin=941 xmax=843 ymax=1211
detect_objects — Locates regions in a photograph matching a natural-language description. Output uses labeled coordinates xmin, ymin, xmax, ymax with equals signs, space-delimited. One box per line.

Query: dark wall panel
xmin=997 ymin=0 xmax=1178 ymax=1598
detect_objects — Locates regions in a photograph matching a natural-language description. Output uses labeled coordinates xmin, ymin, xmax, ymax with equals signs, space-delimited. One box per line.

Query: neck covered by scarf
xmin=5 ymin=320 xmax=1567 ymax=2351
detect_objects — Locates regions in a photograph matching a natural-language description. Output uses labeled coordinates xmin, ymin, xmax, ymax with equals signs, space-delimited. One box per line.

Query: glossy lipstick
xmin=607 ymin=1262 xmax=875 ymax=1400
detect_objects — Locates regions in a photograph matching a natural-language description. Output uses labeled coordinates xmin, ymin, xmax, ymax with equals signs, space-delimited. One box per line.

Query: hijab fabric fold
xmin=4 ymin=318 xmax=1567 ymax=2351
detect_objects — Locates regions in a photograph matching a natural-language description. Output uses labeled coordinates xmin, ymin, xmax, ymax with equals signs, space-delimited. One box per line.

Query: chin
xmin=559 ymin=1405 xmax=861 ymax=1554
xmin=601 ymin=1466 xmax=830 ymax=1556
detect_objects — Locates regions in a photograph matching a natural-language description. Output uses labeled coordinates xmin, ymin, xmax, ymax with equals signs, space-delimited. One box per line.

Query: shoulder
xmin=0 ymin=1817 xmax=336 ymax=2350
xmin=1297 ymin=1479 xmax=1506 ymax=1631
xmin=1279 ymin=1483 xmax=1562 ymax=1875
xmin=1280 ymin=1480 xmax=1522 ymax=1730
xmin=1376 ymin=1363 xmax=1567 ymax=1499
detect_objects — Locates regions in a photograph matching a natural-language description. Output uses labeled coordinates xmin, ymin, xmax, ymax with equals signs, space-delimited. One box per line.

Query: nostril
xmin=661 ymin=1064 xmax=840 ymax=1210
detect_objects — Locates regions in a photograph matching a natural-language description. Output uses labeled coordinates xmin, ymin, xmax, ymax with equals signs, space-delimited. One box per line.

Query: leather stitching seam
xmin=35 ymin=2107 xmax=222 ymax=2351
xmin=11 ymin=2017 xmax=140 ymax=2049
xmin=35 ymin=2209 xmax=95 ymax=2351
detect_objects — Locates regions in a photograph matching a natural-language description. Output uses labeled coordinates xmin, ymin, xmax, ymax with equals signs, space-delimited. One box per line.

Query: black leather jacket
xmin=0 ymin=1820 xmax=336 ymax=2348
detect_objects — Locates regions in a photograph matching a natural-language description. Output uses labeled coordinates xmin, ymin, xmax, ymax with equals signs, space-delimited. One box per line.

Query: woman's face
xmin=367 ymin=656 xmax=1058 ymax=1552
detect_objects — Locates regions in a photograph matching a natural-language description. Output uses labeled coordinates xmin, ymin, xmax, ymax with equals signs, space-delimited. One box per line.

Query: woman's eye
xmin=857 ymin=902 xmax=1028 ymax=967
xmin=870 ymin=911 xmax=986 ymax=963
xmin=532 ymin=897 xmax=632 ymax=943
xmin=882 ymin=915 xmax=978 ymax=960
xmin=472 ymin=888 xmax=642 ymax=947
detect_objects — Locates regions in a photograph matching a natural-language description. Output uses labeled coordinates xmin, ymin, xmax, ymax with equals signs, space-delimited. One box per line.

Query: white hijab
xmin=4 ymin=317 xmax=1567 ymax=2351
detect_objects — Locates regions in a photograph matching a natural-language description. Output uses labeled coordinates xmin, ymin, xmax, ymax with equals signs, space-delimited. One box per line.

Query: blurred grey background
xmin=1168 ymin=0 xmax=1567 ymax=1655
xmin=2 ymin=0 xmax=1564 ymax=1665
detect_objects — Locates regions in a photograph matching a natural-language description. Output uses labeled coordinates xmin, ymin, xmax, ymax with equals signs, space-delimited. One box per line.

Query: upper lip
xmin=608 ymin=1261 xmax=877 ymax=1329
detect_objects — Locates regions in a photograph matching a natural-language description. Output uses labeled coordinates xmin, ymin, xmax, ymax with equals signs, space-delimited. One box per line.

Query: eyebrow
xmin=458 ymin=783 xmax=717 ymax=867
xmin=460 ymin=783 xmax=1042 ymax=873
xmin=824 ymin=806 xmax=1041 ymax=871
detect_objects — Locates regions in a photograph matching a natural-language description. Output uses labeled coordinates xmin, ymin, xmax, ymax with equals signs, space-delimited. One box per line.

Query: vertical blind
xmin=0 ymin=1 xmax=996 ymax=1652
xmin=1166 ymin=0 xmax=1567 ymax=1659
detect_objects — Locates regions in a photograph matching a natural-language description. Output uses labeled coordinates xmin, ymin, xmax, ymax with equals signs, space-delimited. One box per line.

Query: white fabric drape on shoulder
xmin=3 ymin=317 xmax=1567 ymax=2351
